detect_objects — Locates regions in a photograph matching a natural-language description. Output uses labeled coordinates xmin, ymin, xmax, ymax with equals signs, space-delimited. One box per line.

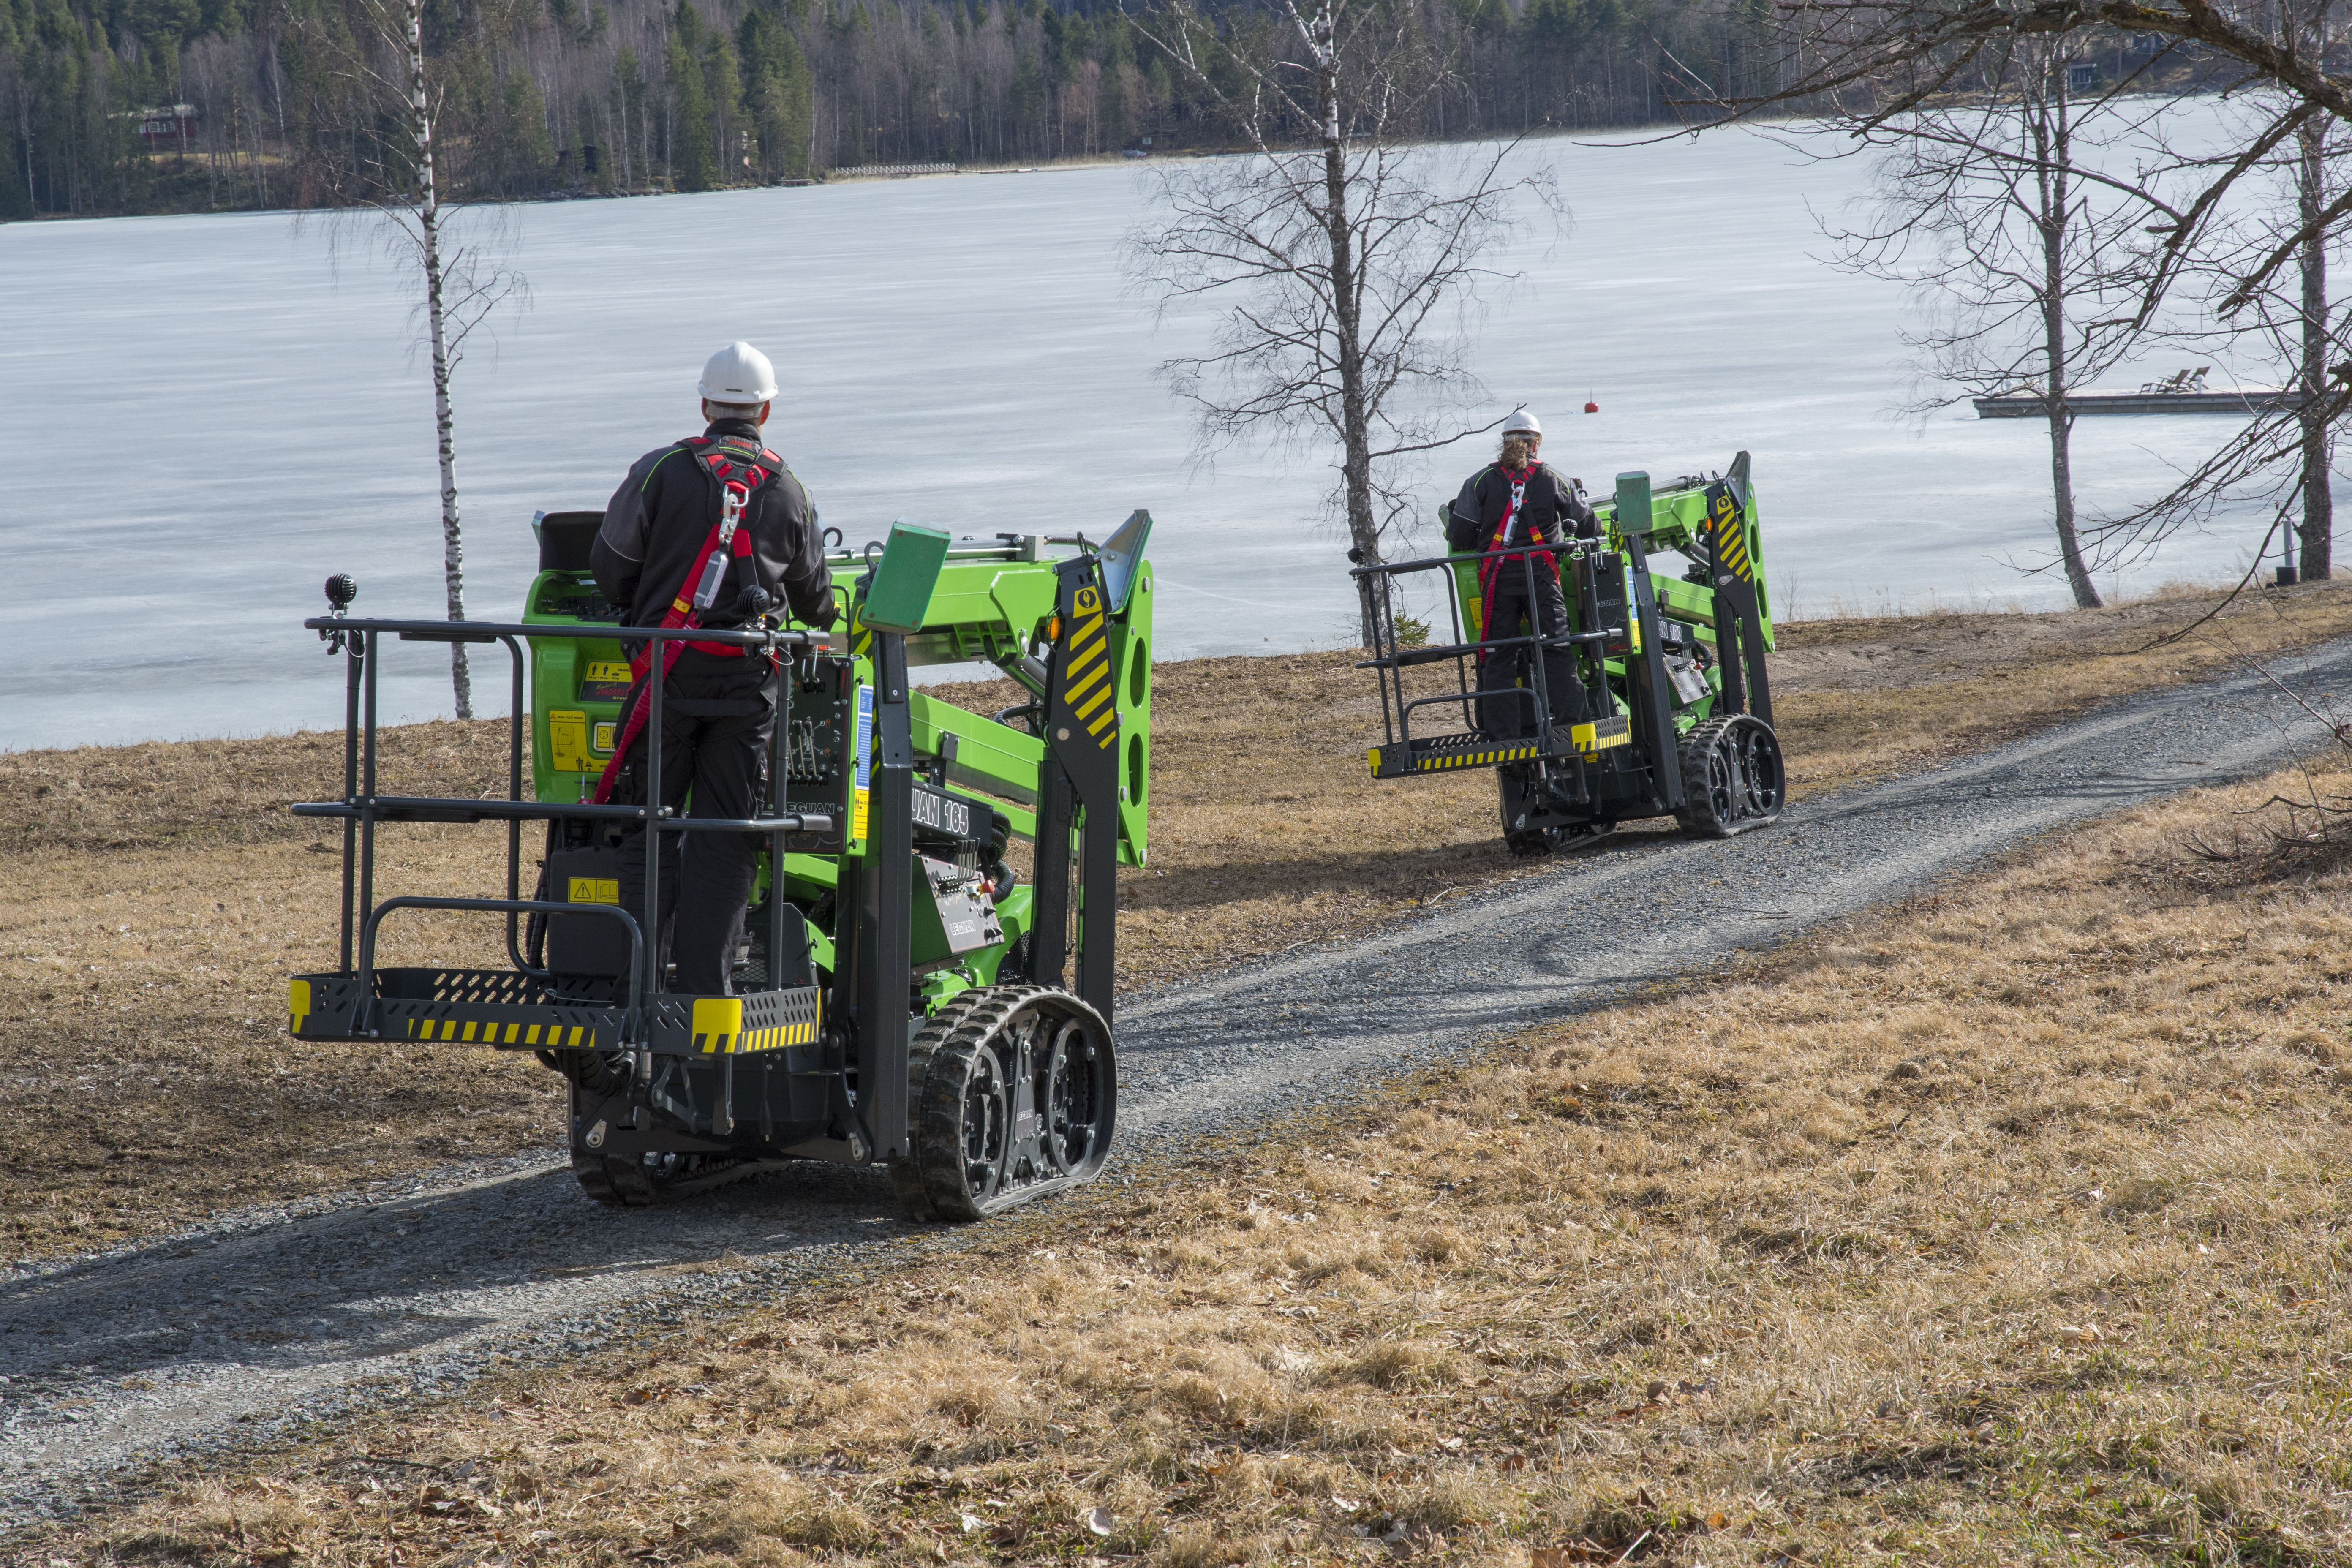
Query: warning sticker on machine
xmin=568 ymin=877 xmax=619 ymax=904
xmin=548 ymin=710 xmax=593 ymax=773
xmin=583 ymin=660 xmax=634 ymax=702
xmin=1571 ymin=714 xmax=1633 ymax=754
xmin=852 ymin=686 xmax=874 ymax=842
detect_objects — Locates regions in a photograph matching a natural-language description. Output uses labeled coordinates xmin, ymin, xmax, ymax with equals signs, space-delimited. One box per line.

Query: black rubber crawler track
xmin=901 ymin=983 xmax=1114 ymax=1222
xmin=888 ymin=987 xmax=997 ymax=1221
xmin=1675 ymin=713 xmax=1784 ymax=838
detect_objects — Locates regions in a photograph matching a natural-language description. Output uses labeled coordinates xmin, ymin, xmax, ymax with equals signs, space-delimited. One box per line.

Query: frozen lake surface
xmin=0 ymin=115 xmax=2308 ymax=751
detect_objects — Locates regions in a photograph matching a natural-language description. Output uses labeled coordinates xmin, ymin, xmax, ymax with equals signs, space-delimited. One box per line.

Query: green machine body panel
xmin=523 ymin=570 xmax=635 ymax=806
xmin=859 ymin=523 xmax=952 ymax=633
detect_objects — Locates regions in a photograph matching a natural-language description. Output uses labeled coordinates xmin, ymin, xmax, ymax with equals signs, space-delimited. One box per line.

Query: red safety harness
xmin=1476 ymin=463 xmax=1552 ymax=664
xmin=591 ymin=433 xmax=782 ymax=805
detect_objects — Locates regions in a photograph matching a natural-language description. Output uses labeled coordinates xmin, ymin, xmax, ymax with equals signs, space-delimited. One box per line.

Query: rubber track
xmin=1675 ymin=714 xmax=1778 ymax=838
xmin=889 ymin=988 xmax=997 ymax=1221
xmin=908 ymin=983 xmax=1083 ymax=1221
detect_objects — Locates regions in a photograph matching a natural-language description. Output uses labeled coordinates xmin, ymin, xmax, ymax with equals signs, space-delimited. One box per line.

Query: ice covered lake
xmin=0 ymin=113 xmax=2313 ymax=750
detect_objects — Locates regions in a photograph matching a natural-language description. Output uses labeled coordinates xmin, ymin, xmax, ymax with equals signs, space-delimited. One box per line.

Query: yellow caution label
xmin=592 ymin=721 xmax=615 ymax=754
xmin=1413 ymin=742 xmax=1539 ymax=772
xmin=1712 ymin=491 xmax=1754 ymax=582
xmin=584 ymin=660 xmax=631 ymax=683
xmin=853 ymin=787 xmax=870 ymax=842
xmin=1572 ymin=716 xmax=1633 ymax=754
xmin=568 ymin=877 xmax=619 ymax=904
xmin=408 ymin=1018 xmax=594 ymax=1046
xmin=690 ymin=994 xmax=822 ymax=1054
xmin=692 ymin=996 xmax=744 ymax=1051
xmin=549 ymin=709 xmax=592 ymax=773
xmin=287 ymin=978 xmax=311 ymax=1036
xmin=1368 ymin=741 xmax=1541 ymax=774
xmin=1059 ymin=585 xmax=1117 ymax=750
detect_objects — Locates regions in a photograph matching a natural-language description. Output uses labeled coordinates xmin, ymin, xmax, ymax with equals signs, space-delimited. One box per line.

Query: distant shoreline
xmin=2 ymin=574 xmax=2337 ymax=759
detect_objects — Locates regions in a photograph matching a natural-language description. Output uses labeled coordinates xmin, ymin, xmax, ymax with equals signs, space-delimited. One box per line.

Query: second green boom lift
xmin=1357 ymin=457 xmax=1785 ymax=851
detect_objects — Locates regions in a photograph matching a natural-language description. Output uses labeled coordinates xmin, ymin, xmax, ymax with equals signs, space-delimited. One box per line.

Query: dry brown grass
xmin=37 ymin=752 xmax=2352 ymax=1567
xmin=0 ymin=727 xmax=561 ymax=1258
xmin=4 ymin=579 xmax=2352 ymax=1260
xmin=1110 ymin=576 xmax=2352 ymax=990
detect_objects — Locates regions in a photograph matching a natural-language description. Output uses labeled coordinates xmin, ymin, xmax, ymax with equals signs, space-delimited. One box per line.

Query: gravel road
xmin=5 ymin=640 xmax=2347 ymax=1531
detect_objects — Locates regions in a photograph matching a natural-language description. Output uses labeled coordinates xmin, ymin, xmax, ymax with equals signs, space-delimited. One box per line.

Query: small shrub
xmin=1411 ymin=1226 xmax=1465 ymax=1263
xmin=1157 ymin=1522 xmax=1247 ymax=1568
xmin=1346 ymin=1339 xmax=1457 ymax=1390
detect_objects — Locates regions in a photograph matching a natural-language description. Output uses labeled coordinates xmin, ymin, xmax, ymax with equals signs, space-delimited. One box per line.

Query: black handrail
xmin=301 ymin=615 xmax=817 ymax=650
xmin=1347 ymin=536 xmax=1586 ymax=580
xmin=355 ymin=895 xmax=645 ymax=1037
xmin=302 ymin=610 xmax=825 ymax=1006
xmin=1350 ymin=536 xmax=1607 ymax=768
xmin=292 ymin=798 xmax=834 ymax=833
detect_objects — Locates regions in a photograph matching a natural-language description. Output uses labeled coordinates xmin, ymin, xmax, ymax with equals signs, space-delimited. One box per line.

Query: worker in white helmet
xmin=1446 ymin=406 xmax=1599 ymax=738
xmin=588 ymin=341 xmax=837 ymax=996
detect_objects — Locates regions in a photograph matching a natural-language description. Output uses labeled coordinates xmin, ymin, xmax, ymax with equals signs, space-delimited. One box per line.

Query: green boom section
xmin=1593 ymin=459 xmax=1774 ymax=651
xmin=521 ymin=528 xmax=1154 ymax=865
xmin=864 ymin=539 xmax=1154 ymax=870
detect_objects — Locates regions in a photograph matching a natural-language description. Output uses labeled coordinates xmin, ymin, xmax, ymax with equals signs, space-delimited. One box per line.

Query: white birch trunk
xmin=406 ymin=0 xmax=472 ymax=718
xmin=2299 ymin=105 xmax=2333 ymax=580
xmin=2034 ymin=56 xmax=2100 ymax=609
xmin=1296 ymin=0 xmax=1382 ymax=647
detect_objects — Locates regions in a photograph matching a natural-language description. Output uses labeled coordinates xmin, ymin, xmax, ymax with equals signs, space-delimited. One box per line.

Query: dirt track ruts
xmin=5 ymin=638 xmax=2348 ymax=1532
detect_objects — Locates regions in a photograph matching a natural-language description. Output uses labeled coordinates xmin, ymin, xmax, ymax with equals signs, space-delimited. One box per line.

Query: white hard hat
xmin=1503 ymin=406 xmax=1543 ymax=437
xmin=699 ymin=341 xmax=777 ymax=404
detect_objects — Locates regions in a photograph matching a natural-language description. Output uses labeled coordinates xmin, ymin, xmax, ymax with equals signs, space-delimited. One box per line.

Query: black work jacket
xmin=592 ymin=418 xmax=836 ymax=632
xmin=1445 ymin=463 xmax=1600 ymax=557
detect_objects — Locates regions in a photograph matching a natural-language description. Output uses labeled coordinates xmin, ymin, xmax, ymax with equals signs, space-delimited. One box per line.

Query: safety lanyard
xmin=591 ymin=439 xmax=775 ymax=804
xmin=1478 ymin=465 xmax=1548 ymax=594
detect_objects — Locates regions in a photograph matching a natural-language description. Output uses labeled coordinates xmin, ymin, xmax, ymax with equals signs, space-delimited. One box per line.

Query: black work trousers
xmin=1477 ymin=563 xmax=1588 ymax=738
xmin=614 ymin=651 xmax=777 ymax=996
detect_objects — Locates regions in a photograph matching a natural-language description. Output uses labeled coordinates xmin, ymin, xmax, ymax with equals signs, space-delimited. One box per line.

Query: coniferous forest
xmin=0 ymin=0 xmax=1776 ymax=218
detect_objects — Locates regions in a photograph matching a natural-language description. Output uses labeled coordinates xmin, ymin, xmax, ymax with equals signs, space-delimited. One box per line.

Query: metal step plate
xmin=1367 ymin=714 xmax=1632 ymax=779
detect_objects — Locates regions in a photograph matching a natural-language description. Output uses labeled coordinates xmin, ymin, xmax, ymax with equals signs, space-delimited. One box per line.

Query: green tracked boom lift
xmin=286 ymin=512 xmax=1153 ymax=1220
xmin=1357 ymin=455 xmax=1784 ymax=852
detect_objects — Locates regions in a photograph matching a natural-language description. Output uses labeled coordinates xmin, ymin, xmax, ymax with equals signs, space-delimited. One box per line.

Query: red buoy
xmin=1584 ymin=400 xmax=1600 ymax=414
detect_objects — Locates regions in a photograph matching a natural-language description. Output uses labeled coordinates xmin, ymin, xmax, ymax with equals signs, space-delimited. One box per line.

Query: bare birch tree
xmin=2069 ymin=81 xmax=2351 ymax=589
xmin=1685 ymin=0 xmax=2352 ymax=586
xmin=2290 ymin=3 xmax=2341 ymax=580
xmin=1817 ymin=42 xmax=2171 ymax=606
xmin=309 ymin=0 xmax=529 ymax=718
xmin=1123 ymin=0 xmax=1555 ymax=645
